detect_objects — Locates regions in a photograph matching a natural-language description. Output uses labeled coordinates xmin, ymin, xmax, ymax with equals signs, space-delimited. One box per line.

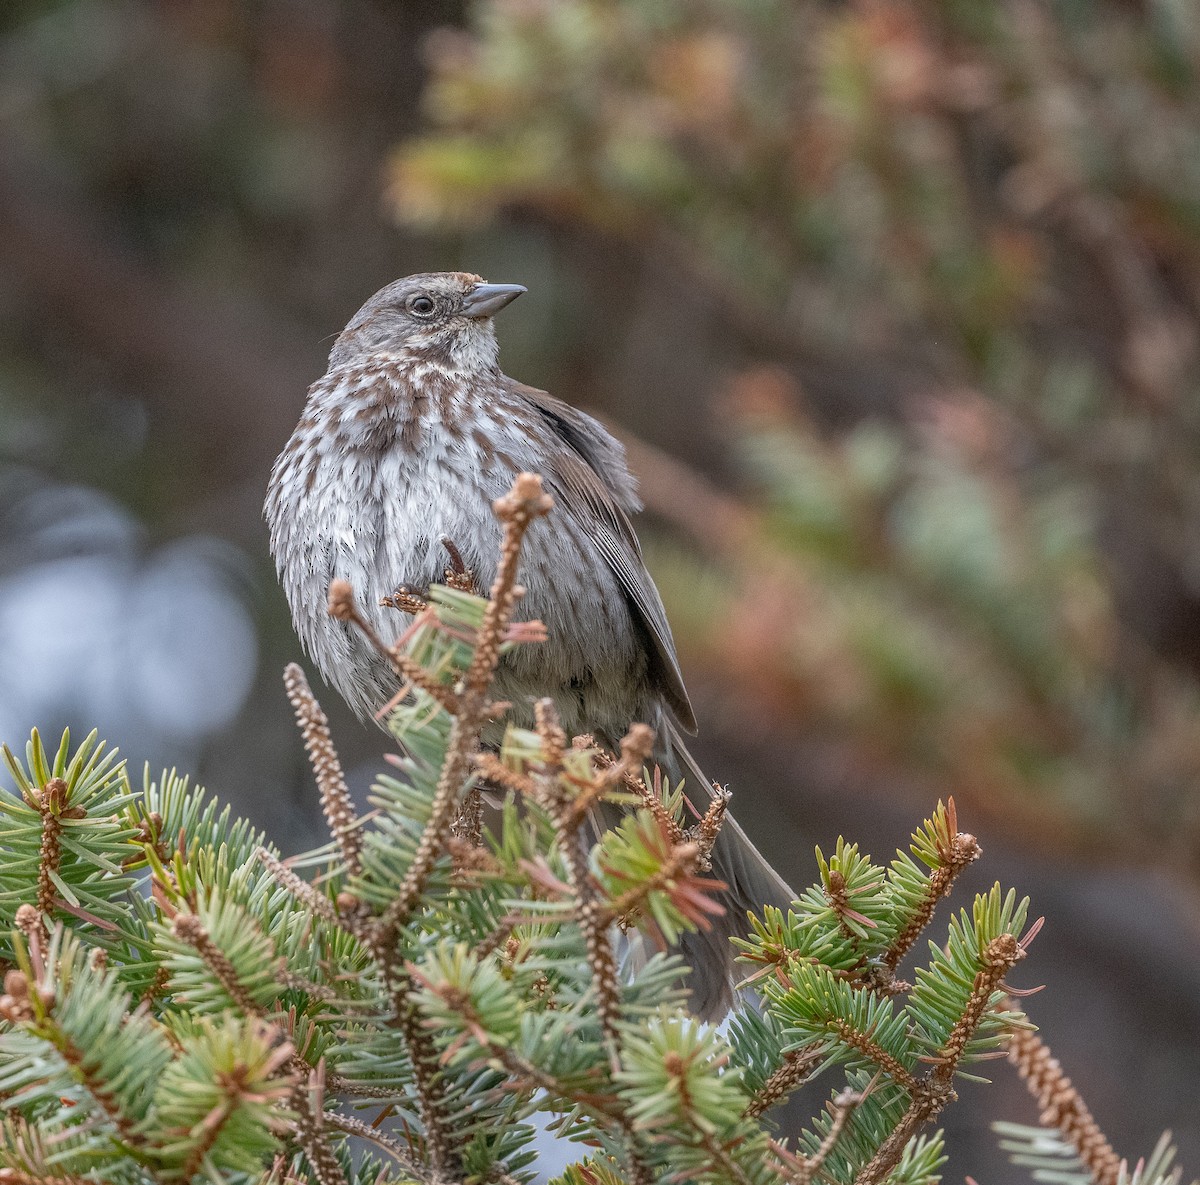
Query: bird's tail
xmin=656 ymin=718 xmax=797 ymax=1020
xmin=594 ymin=716 xmax=796 ymax=1020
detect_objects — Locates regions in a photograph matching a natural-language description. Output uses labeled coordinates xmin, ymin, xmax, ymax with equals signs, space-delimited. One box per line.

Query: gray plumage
xmin=265 ymin=271 xmax=795 ymax=1018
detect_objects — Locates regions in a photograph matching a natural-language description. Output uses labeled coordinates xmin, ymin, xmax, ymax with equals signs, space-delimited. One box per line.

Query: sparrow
xmin=265 ymin=272 xmax=795 ymax=1017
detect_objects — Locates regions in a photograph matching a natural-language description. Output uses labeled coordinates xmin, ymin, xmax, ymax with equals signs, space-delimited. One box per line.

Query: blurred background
xmin=1 ymin=0 xmax=1198 ymax=1177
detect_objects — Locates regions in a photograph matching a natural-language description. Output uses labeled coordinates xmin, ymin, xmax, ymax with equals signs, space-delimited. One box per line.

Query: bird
xmin=265 ymin=271 xmax=795 ymax=1018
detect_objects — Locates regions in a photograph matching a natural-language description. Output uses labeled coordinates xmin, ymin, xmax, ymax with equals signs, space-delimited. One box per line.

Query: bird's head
xmin=327 ymin=271 xmax=526 ymax=373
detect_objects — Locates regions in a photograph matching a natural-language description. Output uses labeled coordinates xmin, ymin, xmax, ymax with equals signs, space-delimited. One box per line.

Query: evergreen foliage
xmin=0 ymin=475 xmax=1182 ymax=1184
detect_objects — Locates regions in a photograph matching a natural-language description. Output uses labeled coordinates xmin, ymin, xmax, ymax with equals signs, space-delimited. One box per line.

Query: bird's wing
xmin=513 ymin=382 xmax=697 ymax=733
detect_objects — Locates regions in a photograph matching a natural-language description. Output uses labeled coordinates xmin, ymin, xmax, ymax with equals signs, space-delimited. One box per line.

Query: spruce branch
xmin=856 ymin=926 xmax=1030 ymax=1185
xmin=884 ymin=799 xmax=980 ymax=976
xmin=743 ymin=1047 xmax=823 ymax=1119
xmin=933 ymin=933 xmax=1024 ymax=1078
xmin=291 ymin=1063 xmax=348 ymax=1185
xmin=1005 ymin=1006 xmax=1121 ymax=1185
xmin=853 ymin=1081 xmax=955 ymax=1185
xmin=33 ymin=777 xmax=69 ymax=921
xmin=829 ymin=1018 xmax=919 ymax=1093
xmin=321 ymin=1110 xmax=430 ymax=1182
xmin=534 ymin=701 xmax=623 ymax=1071
xmin=601 ymin=839 xmax=703 ymax=928
xmin=393 ymin=978 xmax=456 ymax=1180
xmin=284 ymin=664 xmax=362 ymax=877
xmin=256 ymin=847 xmax=342 ymax=927
xmin=173 ymin=912 xmax=262 ymax=1017
xmin=17 ymin=981 xmax=154 ymax=1159
xmin=574 ymin=727 xmax=670 ymax=839
xmin=473 ymin=750 xmax=538 ymax=798
xmin=789 ymin=1086 xmax=870 ymax=1185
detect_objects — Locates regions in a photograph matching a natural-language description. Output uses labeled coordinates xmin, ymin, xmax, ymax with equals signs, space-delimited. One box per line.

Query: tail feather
xmin=659 ymin=719 xmax=797 ymax=1019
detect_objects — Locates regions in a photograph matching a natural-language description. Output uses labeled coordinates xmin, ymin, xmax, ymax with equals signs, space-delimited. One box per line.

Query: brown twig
xmin=328 ymin=478 xmax=554 ymax=1184
xmin=798 ymin=1087 xmax=870 ymax=1185
xmin=331 ymin=588 xmax=461 ymax=716
xmin=532 ymin=703 xmax=623 ymax=1072
xmin=934 ymin=934 xmax=1021 ymax=1075
xmin=173 ymin=913 xmax=262 ymax=1016
xmin=256 ymin=848 xmax=343 ymax=927
xmin=25 ymin=777 xmax=82 ymax=944
xmin=852 ymin=1081 xmax=954 ymax=1185
xmin=1005 ymin=1006 xmax=1121 ymax=1185
xmin=472 ymin=751 xmax=538 ymax=797
xmin=829 ymin=1019 xmax=918 ymax=1093
xmin=284 ymin=665 xmax=362 ymax=877
xmin=570 ymin=726 xmax=666 ymax=837
xmin=884 ymin=800 xmax=980 ymax=975
xmin=744 ymin=1048 xmax=823 ymax=1119
xmin=853 ymin=932 xmax=1028 ymax=1185
xmin=290 ymin=1063 xmax=348 ymax=1185
xmin=321 ymin=1110 xmax=430 ymax=1182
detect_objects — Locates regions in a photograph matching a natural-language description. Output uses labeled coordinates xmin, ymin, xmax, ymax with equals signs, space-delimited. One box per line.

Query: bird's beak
xmin=461 ymin=282 xmax=527 ymax=319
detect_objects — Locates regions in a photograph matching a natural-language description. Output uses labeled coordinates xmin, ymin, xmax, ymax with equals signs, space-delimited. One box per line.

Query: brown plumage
xmin=265 ymin=271 xmax=795 ymax=1018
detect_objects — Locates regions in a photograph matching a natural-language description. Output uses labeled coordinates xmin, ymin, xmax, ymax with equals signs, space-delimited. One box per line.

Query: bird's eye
xmin=408 ymin=295 xmax=436 ymax=317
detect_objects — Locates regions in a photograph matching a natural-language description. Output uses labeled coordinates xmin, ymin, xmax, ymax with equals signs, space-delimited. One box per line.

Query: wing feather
xmin=512 ymin=382 xmax=697 ymax=733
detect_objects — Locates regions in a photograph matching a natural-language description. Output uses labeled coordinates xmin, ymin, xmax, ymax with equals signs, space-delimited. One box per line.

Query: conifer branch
xmin=16 ymin=974 xmax=156 ymax=1160
xmin=291 ymin=1065 xmax=348 ymax=1185
xmin=393 ymin=981 xmax=456 ymax=1180
xmin=744 ymin=1048 xmax=823 ymax=1119
xmin=472 ymin=751 xmax=537 ymax=797
xmin=830 ymin=1018 xmax=919 ymax=1092
xmin=799 ymin=1087 xmax=869 ymax=1185
xmin=283 ymin=664 xmax=362 ymax=877
xmin=333 ymin=581 xmax=442 ymax=705
xmin=534 ymin=702 xmax=623 ymax=1070
xmin=256 ymin=847 xmax=342 ymax=926
xmin=179 ymin=1036 xmax=296 ymax=1185
xmin=1005 ymin=1006 xmax=1121 ymax=1185
xmin=600 ymin=840 xmax=703 ymax=928
xmin=884 ymin=799 xmax=980 ymax=975
xmin=173 ymin=913 xmax=261 ymax=1016
xmin=853 ymin=1082 xmax=954 ymax=1185
xmin=321 ymin=1111 xmax=430 ymax=1182
xmin=33 ymin=777 xmax=68 ymax=922
xmin=575 ymin=726 xmax=668 ymax=837
xmin=934 ymin=933 xmax=1022 ymax=1077
xmin=365 ymin=943 xmax=457 ymax=1180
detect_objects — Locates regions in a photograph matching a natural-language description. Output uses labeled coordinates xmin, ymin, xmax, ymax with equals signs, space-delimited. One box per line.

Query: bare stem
xmin=290 ymin=1064 xmax=348 ymax=1185
xmin=744 ymin=1048 xmax=822 ymax=1120
xmin=1006 ymin=1005 xmax=1121 ymax=1185
xmin=256 ymin=848 xmax=342 ymax=927
xmin=284 ymin=665 xmax=362 ymax=877
xmin=322 ymin=1111 xmax=431 ymax=1183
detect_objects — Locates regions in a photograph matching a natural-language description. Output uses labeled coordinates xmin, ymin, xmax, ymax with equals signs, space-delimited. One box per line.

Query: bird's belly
xmin=312 ymin=437 xmax=652 ymax=735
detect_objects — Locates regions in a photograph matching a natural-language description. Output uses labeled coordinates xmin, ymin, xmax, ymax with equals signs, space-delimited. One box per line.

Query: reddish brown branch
xmin=283 ymin=665 xmax=362 ymax=877
xmin=1006 ymin=1008 xmax=1121 ymax=1185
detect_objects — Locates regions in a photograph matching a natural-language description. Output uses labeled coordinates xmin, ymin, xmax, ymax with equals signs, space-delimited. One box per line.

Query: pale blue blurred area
xmin=0 ymin=474 xmax=257 ymax=772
